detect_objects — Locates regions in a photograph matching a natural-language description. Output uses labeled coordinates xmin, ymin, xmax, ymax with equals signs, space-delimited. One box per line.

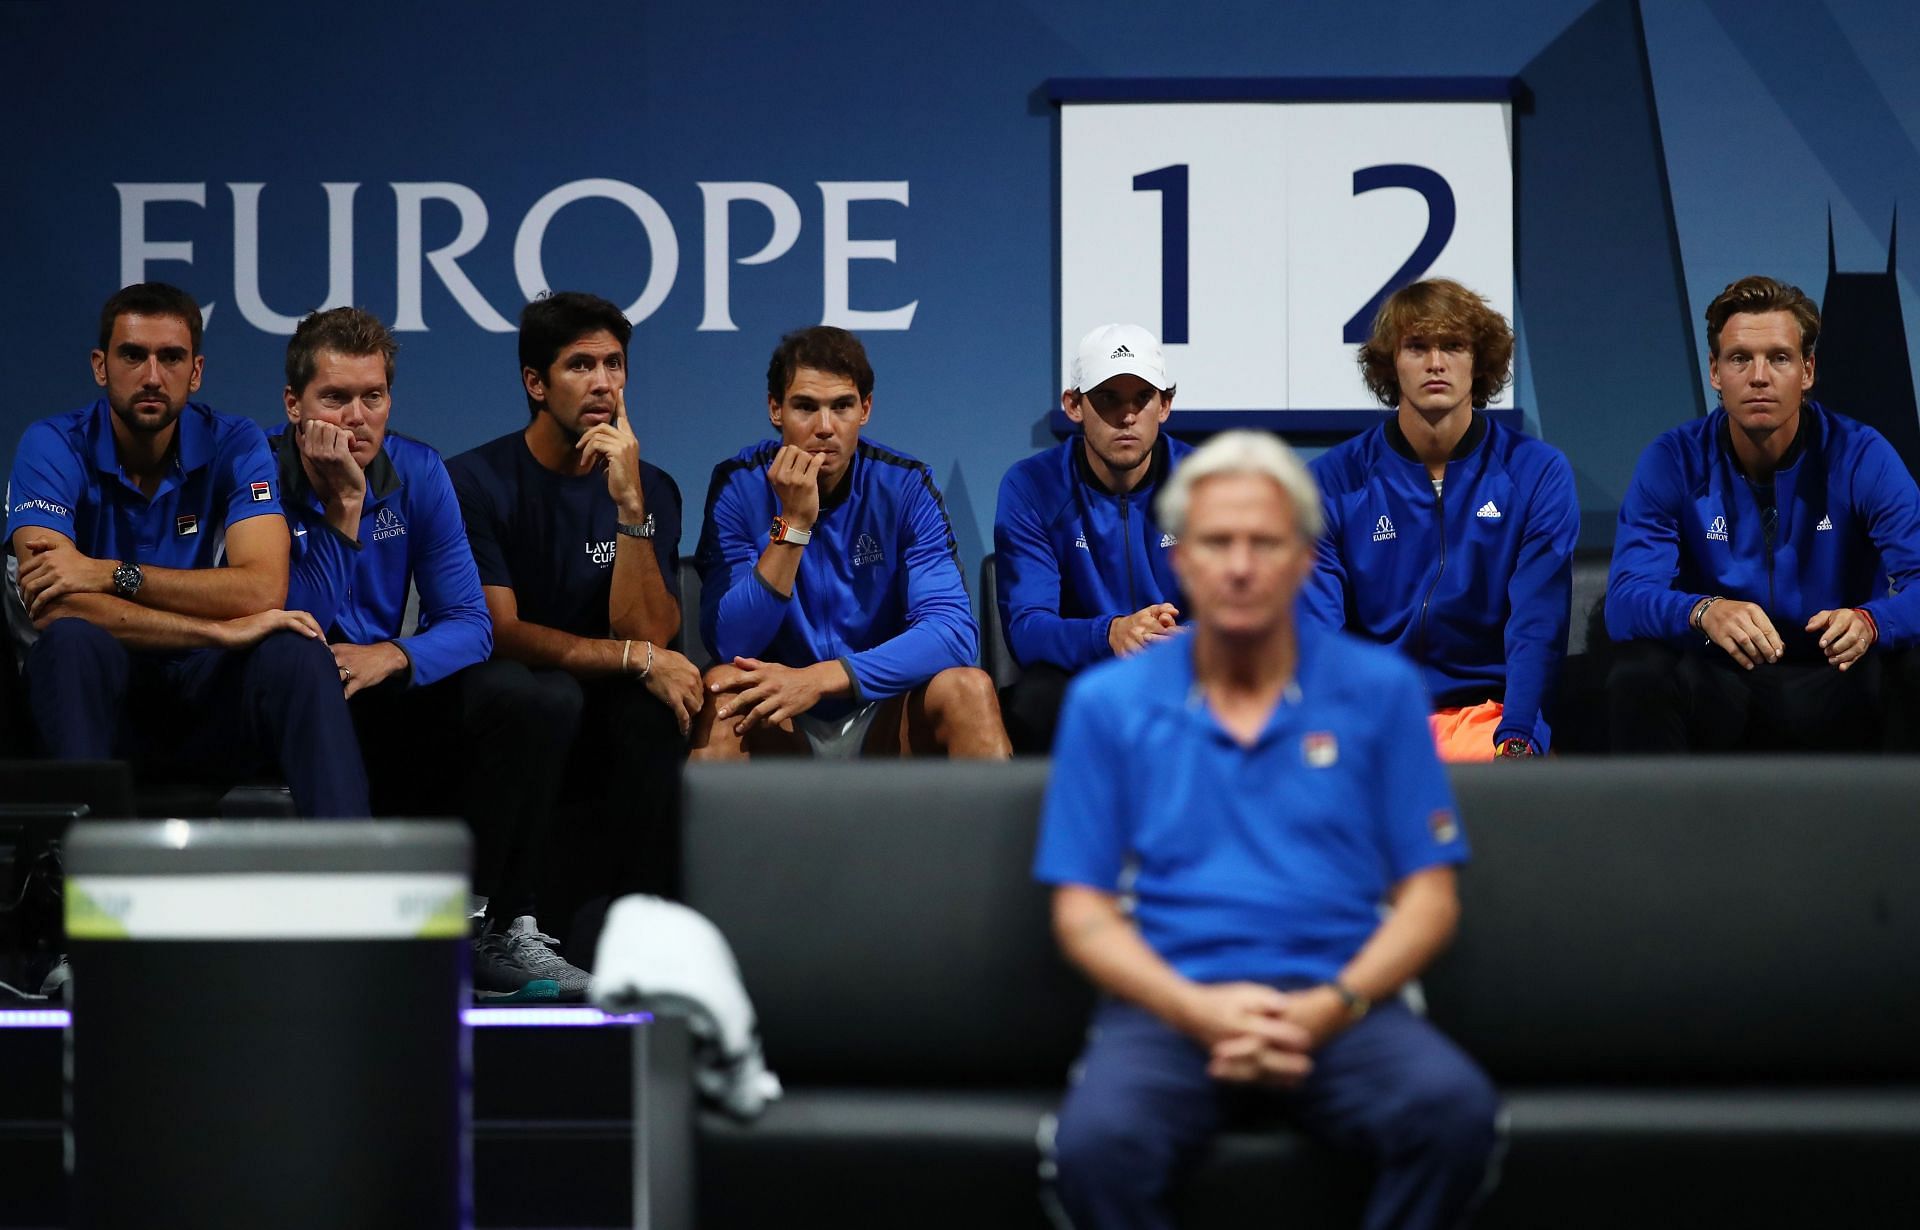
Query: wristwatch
xmin=1495 ymin=737 xmax=1534 ymax=759
xmin=769 ymin=516 xmax=813 ymax=547
xmin=616 ymin=514 xmax=655 ymax=539
xmin=112 ymin=561 xmax=143 ymax=599
xmin=1328 ymin=979 xmax=1371 ymax=1023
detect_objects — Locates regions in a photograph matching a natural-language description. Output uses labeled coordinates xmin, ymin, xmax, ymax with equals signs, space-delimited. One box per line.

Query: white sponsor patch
xmin=67 ymin=872 xmax=469 ymax=940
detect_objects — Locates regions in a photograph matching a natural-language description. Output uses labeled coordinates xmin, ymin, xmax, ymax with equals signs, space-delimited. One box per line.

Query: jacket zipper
xmin=1120 ymin=496 xmax=1136 ymax=608
xmin=1415 ymin=487 xmax=1446 ymax=661
xmin=1764 ymin=502 xmax=1776 ymax=611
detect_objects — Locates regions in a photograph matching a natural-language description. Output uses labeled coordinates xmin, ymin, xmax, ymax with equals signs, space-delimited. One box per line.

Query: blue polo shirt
xmin=1034 ymin=624 xmax=1467 ymax=986
xmin=6 ymin=398 xmax=281 ymax=569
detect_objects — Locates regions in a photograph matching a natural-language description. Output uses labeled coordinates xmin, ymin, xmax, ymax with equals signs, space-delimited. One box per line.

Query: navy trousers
xmin=23 ymin=617 xmax=370 ymax=819
xmin=1052 ymin=997 xmax=1499 ymax=1230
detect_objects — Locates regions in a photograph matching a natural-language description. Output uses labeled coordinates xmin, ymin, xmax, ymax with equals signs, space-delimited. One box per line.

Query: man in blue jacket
xmin=692 ymin=325 xmax=1008 ymax=759
xmin=993 ymin=324 xmax=1191 ymax=753
xmin=1606 ymin=275 xmax=1920 ymax=751
xmin=1303 ymin=279 xmax=1578 ymax=760
xmin=5 ymin=283 xmax=366 ymax=820
xmin=273 ymin=306 xmax=579 ymax=999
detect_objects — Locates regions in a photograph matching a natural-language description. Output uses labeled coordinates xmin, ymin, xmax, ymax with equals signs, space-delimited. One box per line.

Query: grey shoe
xmin=471 ymin=930 xmax=559 ymax=1003
xmin=499 ymin=916 xmax=592 ymax=1002
xmin=39 ymin=955 xmax=71 ymax=1001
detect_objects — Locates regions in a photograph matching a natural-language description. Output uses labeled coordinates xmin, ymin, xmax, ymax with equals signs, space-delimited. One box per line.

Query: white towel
xmin=590 ymin=894 xmax=782 ymax=1120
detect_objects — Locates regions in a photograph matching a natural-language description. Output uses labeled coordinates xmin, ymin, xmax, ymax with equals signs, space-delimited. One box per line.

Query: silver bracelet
xmin=640 ymin=640 xmax=655 ymax=680
xmin=1692 ymin=595 xmax=1723 ymax=638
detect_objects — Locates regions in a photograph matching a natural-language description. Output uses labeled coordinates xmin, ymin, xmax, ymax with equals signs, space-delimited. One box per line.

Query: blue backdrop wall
xmin=4 ymin=0 xmax=1915 ymax=579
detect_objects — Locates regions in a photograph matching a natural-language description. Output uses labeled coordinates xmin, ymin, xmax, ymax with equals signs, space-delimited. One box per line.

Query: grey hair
xmin=1156 ymin=430 xmax=1324 ymax=541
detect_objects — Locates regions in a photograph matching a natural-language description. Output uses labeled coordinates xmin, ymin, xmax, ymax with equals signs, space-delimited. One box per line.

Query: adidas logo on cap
xmin=1072 ymin=324 xmax=1167 ymax=392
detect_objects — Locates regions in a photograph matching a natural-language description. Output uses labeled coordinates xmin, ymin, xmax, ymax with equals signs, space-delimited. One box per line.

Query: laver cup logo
xmin=373 ymin=507 xmax=407 ymax=542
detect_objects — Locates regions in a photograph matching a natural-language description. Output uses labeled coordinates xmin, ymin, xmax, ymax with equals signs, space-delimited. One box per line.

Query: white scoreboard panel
xmin=1055 ymin=82 xmax=1516 ymax=429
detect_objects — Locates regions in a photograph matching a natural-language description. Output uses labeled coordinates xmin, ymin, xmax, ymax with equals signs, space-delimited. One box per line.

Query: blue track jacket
xmin=273 ymin=426 xmax=492 ymax=688
xmin=994 ymin=435 xmax=1192 ymax=672
xmin=696 ymin=438 xmax=977 ymax=711
xmin=1303 ymin=414 xmax=1578 ymax=752
xmin=1605 ymin=402 xmax=1920 ymax=655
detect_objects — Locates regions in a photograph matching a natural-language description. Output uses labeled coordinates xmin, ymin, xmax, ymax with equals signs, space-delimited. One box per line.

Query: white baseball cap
xmin=1070 ymin=323 xmax=1170 ymax=393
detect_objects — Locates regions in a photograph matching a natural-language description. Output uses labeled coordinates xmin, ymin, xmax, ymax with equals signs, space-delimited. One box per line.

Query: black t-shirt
xmin=447 ymin=429 xmax=682 ymax=639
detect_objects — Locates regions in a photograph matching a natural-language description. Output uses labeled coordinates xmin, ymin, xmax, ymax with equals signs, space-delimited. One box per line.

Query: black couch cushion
xmin=682 ymin=761 xmax=1092 ymax=1087
xmin=1432 ymin=758 xmax=1920 ymax=1083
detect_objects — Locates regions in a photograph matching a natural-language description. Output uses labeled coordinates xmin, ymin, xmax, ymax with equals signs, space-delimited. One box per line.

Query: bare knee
xmin=925 ymin=667 xmax=999 ymax=717
xmin=923 ymin=667 xmax=1010 ymax=759
xmin=690 ymin=665 xmax=748 ymax=761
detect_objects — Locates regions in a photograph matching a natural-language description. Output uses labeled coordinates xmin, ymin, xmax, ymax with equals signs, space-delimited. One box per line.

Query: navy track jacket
xmin=993 ymin=435 xmax=1192 ymax=672
xmin=273 ymin=427 xmax=492 ymax=688
xmin=1302 ymin=414 xmax=1578 ymax=752
xmin=1605 ymin=402 xmax=1920 ymax=654
xmin=696 ymin=438 xmax=977 ymax=710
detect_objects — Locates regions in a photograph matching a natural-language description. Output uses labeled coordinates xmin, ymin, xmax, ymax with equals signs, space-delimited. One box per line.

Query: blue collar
xmin=1712 ymin=402 xmax=1816 ymax=479
xmin=1157 ymin=620 xmax=1320 ymax=739
xmin=88 ymin=398 xmax=215 ymax=481
xmin=1072 ymin=433 xmax=1175 ymax=498
xmin=1382 ymin=410 xmax=1489 ymax=473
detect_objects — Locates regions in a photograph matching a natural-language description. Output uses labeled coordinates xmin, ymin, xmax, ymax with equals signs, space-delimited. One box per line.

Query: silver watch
xmin=616 ymin=514 xmax=656 ymax=539
xmin=112 ymin=561 xmax=144 ymax=599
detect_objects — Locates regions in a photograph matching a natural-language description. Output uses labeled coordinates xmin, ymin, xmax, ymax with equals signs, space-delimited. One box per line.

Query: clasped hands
xmin=1108 ymin=602 xmax=1182 ymax=657
xmin=706 ymin=656 xmax=840 ymax=737
xmin=1176 ymin=981 xmax=1351 ymax=1087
